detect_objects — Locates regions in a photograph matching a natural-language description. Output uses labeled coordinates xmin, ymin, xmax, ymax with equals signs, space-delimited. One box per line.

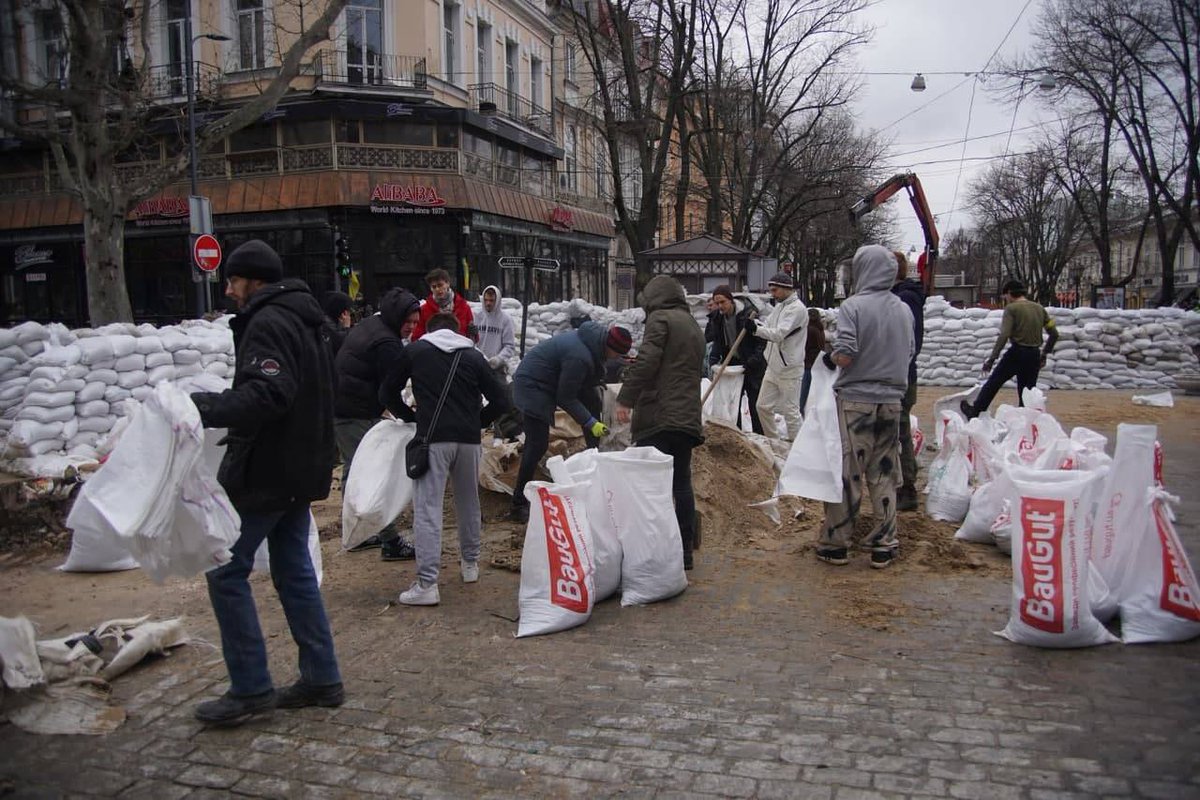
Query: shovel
xmin=701 ymin=311 xmax=758 ymax=407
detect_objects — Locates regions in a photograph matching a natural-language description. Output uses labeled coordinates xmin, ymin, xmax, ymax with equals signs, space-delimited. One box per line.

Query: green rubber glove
xmin=589 ymin=420 xmax=609 ymax=438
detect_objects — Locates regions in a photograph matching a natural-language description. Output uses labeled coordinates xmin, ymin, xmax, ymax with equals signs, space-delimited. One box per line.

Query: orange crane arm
xmin=849 ymin=172 xmax=939 ymax=294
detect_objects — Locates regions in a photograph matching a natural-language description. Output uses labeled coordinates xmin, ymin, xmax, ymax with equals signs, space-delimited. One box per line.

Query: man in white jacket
xmin=746 ymin=272 xmax=807 ymax=440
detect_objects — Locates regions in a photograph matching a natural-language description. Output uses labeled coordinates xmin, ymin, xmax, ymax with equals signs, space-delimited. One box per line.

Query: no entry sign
xmin=193 ymin=234 xmax=222 ymax=272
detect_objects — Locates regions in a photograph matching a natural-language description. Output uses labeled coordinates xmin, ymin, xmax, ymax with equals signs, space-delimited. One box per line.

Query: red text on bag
xmin=538 ymin=487 xmax=589 ymax=613
xmin=1020 ymin=497 xmax=1065 ymax=633
xmin=1154 ymin=500 xmax=1200 ymax=621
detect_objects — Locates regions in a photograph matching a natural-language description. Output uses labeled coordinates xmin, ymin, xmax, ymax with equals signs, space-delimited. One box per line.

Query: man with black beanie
xmin=334 ymin=287 xmax=422 ymax=560
xmin=190 ymin=239 xmax=343 ymax=726
xmin=321 ymin=291 xmax=354 ymax=358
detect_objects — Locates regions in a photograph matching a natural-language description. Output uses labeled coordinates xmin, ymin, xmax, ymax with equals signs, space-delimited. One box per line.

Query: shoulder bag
xmin=405 ymin=350 xmax=463 ymax=479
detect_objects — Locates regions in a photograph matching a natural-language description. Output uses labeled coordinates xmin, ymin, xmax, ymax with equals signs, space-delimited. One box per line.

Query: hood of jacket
xmin=238 ymin=279 xmax=324 ymax=328
xmin=641 ymin=275 xmax=687 ymax=314
xmin=477 ymin=284 xmax=506 ymax=322
xmin=892 ymin=277 xmax=926 ymax=305
xmin=577 ymin=320 xmax=606 ymax=363
xmin=380 ymin=287 xmax=420 ymax=336
xmin=420 ymin=328 xmax=475 ymax=353
xmin=851 ymin=245 xmax=899 ymax=295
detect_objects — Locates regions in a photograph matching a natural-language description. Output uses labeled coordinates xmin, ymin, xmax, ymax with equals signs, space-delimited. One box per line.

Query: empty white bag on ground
xmin=63 ymin=382 xmax=240 ymax=583
xmin=341 ymin=418 xmax=416 ymax=550
xmin=595 ymin=447 xmax=688 ymax=606
xmin=705 ymin=365 xmax=745 ymax=425
xmin=253 ymin=512 xmax=324 ymax=587
xmin=547 ymin=451 xmax=622 ymax=602
xmin=1117 ymin=489 xmax=1200 ymax=644
xmin=1091 ymin=423 xmax=1158 ymax=611
xmin=1131 ymin=390 xmax=1174 ymax=408
xmin=925 ymin=418 xmax=973 ymax=523
xmin=779 ymin=364 xmax=842 ymax=503
xmin=516 ymin=481 xmax=596 ymax=637
xmin=998 ymin=465 xmax=1117 ymax=648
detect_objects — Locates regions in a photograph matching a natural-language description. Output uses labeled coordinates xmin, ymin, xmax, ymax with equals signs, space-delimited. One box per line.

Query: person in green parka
xmin=615 ymin=275 xmax=706 ymax=570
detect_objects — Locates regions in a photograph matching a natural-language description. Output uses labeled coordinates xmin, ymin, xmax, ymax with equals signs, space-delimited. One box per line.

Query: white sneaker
xmin=461 ymin=560 xmax=479 ymax=583
xmin=398 ymin=581 xmax=440 ymax=606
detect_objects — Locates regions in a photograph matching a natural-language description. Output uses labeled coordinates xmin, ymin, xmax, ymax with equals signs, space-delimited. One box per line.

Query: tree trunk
xmin=83 ymin=201 xmax=134 ymax=324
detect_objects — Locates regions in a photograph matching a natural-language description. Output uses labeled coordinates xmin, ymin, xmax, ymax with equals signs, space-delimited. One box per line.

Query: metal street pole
xmin=184 ymin=2 xmax=204 ymax=319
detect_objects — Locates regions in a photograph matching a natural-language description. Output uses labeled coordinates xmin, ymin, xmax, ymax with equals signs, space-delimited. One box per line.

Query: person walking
xmin=816 ymin=244 xmax=915 ymax=570
xmin=508 ymin=321 xmax=633 ymax=522
xmin=960 ymin=279 xmax=1059 ymax=419
xmin=189 ymin=240 xmax=343 ymax=726
xmin=333 ymin=287 xmax=422 ymax=559
xmin=380 ymin=312 xmax=509 ymax=605
xmin=321 ymin=291 xmax=354 ymax=358
xmin=891 ymin=252 xmax=925 ymax=511
xmin=798 ymin=307 xmax=826 ymax=414
xmin=746 ymin=272 xmax=807 ymax=440
xmin=411 ymin=268 xmax=476 ymax=341
xmin=704 ymin=285 xmax=765 ymax=434
xmin=616 ymin=276 xmax=705 ymax=570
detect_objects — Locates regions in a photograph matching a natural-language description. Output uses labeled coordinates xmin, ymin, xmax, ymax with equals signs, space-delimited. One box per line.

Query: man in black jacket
xmin=333 ymin=287 xmax=421 ymax=560
xmin=321 ymin=291 xmax=353 ymax=358
xmin=189 ymin=240 xmax=342 ymax=726
xmin=380 ymin=313 xmax=509 ymax=605
xmin=891 ymin=253 xmax=925 ymax=511
xmin=704 ymin=285 xmax=765 ymax=434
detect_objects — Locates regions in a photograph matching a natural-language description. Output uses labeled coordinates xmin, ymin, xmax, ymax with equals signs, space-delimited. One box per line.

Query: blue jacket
xmin=512 ymin=321 xmax=607 ymax=424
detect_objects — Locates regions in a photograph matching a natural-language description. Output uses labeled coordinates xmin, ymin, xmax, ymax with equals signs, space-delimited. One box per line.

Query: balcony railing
xmin=313 ymin=49 xmax=428 ymax=91
xmin=141 ymin=62 xmax=224 ymax=101
xmin=469 ymin=82 xmax=553 ymax=139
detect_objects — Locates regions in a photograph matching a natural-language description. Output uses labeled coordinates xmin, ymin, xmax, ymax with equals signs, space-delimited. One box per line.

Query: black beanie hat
xmin=225 ymin=239 xmax=283 ymax=283
xmin=321 ymin=291 xmax=353 ymax=320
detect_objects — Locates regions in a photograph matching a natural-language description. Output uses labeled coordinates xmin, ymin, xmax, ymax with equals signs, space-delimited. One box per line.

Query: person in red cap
xmin=508 ymin=321 xmax=633 ymax=522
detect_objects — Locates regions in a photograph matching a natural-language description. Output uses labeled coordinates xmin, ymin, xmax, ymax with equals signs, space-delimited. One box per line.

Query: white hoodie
xmin=753 ymin=292 xmax=808 ymax=379
xmin=473 ymin=284 xmax=516 ymax=362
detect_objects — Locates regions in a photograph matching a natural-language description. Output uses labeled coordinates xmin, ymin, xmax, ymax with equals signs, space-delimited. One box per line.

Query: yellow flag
xmin=348 ymin=270 xmax=361 ymax=300
xmin=462 ymin=257 xmax=471 ymax=291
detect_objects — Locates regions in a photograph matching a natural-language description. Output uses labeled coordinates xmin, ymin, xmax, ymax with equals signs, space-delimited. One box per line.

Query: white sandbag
xmin=130 ymin=385 xmax=153 ymax=402
xmin=76 ymin=382 xmax=107 ymax=403
xmin=910 ymin=414 xmax=924 ymax=455
xmin=116 ymin=370 xmax=148 ymax=390
xmin=77 ymin=416 xmax=116 ymax=434
xmin=103 ymin=386 xmax=132 ymax=404
xmin=997 ymin=466 xmax=1116 ymax=648
xmin=173 ymin=363 xmax=202 ymax=379
xmin=932 ymin=384 xmax=981 ymax=449
xmin=75 ymin=400 xmax=109 ymax=418
xmin=1021 ymin=386 xmax=1047 ymax=411
xmin=172 ymin=349 xmax=202 ymax=366
xmin=90 ymin=369 xmax=119 ymax=386
xmin=925 ymin=418 xmax=973 ymax=523
xmin=779 ymin=364 xmax=842 ymax=503
xmin=60 ymin=490 xmax=140 ymax=572
xmin=955 ymin=475 xmax=1010 ymax=543
xmin=516 ymin=480 xmax=596 ymax=637
xmin=23 ymin=391 xmax=75 ymax=408
xmin=1120 ymin=489 xmax=1200 ymax=643
xmin=991 ymin=499 xmax=1012 ymax=554
xmin=113 ymin=353 xmax=145 ymax=373
xmin=146 ymin=365 xmax=176 ymax=385
xmin=253 ymin=512 xmax=324 ymax=587
xmin=76 ymin=337 xmax=115 ymax=366
xmin=1131 ymin=390 xmax=1174 ymax=407
xmin=134 ymin=336 xmax=164 ymax=355
xmin=595 ymin=447 xmax=688 ymax=606
xmin=16 ymin=405 xmax=74 ymax=424
xmin=108 ymin=335 xmax=138 ymax=359
xmin=6 ymin=419 xmax=63 ymax=448
xmin=340 ymin=419 xmax=417 ymax=550
xmin=705 ymin=365 xmax=745 ymax=425
xmin=28 ymin=366 xmax=65 ymax=383
xmin=547 ymin=451 xmax=622 ymax=602
xmin=37 ymin=344 xmax=82 ymax=367
xmin=1091 ymin=424 xmax=1157 ymax=613
xmin=144 ymin=351 xmax=173 ymax=369
xmin=24 ymin=377 xmax=62 ymax=394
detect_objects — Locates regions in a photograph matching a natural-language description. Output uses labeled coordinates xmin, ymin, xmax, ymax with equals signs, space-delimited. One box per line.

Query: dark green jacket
xmin=617 ymin=276 xmax=705 ymax=444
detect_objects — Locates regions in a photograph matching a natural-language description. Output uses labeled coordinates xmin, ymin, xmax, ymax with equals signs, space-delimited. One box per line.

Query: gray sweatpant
xmin=413 ymin=442 xmax=482 ymax=585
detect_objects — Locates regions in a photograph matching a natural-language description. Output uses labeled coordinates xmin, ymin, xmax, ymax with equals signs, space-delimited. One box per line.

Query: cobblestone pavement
xmin=2 ymin=397 xmax=1199 ymax=799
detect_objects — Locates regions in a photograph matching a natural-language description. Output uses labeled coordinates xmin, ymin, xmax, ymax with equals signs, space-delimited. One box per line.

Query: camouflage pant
xmin=819 ymin=399 xmax=903 ymax=552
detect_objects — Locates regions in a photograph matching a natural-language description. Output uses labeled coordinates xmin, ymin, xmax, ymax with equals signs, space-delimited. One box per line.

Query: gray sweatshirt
xmin=832 ymin=245 xmax=915 ymax=403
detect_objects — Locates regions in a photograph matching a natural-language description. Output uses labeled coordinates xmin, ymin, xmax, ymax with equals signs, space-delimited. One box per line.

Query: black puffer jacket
xmin=333 ymin=288 xmax=419 ymax=419
xmin=891 ymin=278 xmax=926 ymax=359
xmin=705 ymin=300 xmax=766 ymax=373
xmin=192 ymin=279 xmax=336 ymax=513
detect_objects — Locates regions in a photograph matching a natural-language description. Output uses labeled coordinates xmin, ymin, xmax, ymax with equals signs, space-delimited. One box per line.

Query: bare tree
xmin=968 ymin=149 xmax=1085 ymax=305
xmin=0 ymin=0 xmax=347 ymax=324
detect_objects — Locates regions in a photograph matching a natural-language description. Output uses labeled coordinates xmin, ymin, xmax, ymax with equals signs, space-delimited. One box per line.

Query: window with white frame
xmin=236 ymin=0 xmax=266 ymax=70
xmin=346 ymin=0 xmax=383 ymax=85
xmin=476 ymin=20 xmax=491 ymax=84
xmin=443 ymin=2 xmax=460 ymax=85
xmin=565 ymin=125 xmax=578 ymax=192
xmin=530 ymin=55 xmax=543 ymax=111
xmin=505 ymin=39 xmax=518 ymax=114
xmin=164 ymin=0 xmax=187 ymax=91
xmin=565 ymin=43 xmax=578 ymax=84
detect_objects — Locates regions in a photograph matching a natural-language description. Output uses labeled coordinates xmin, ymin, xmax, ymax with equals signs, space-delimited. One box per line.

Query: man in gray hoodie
xmin=817 ymin=244 xmax=915 ymax=570
xmin=473 ymin=284 xmax=516 ymax=372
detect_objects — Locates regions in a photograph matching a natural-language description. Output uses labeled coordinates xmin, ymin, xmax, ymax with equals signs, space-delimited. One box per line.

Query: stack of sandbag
xmin=915 ymin=296 xmax=1200 ymax=389
xmin=0 ymin=318 xmax=235 ymax=476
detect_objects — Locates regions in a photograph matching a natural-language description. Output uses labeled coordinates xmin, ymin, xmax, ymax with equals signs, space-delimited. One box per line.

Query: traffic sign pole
xmin=192 ymin=233 xmax=223 ymax=317
xmin=500 ymin=254 xmax=559 ymax=357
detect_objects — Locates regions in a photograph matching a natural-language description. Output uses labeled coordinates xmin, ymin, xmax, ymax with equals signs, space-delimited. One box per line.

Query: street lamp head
xmin=910 ymin=73 xmax=926 ymax=92
xmin=1037 ymin=73 xmax=1057 ymax=91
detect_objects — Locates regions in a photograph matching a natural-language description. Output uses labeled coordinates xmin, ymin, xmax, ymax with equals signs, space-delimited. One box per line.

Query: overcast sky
xmin=850 ymin=0 xmax=1051 ymax=256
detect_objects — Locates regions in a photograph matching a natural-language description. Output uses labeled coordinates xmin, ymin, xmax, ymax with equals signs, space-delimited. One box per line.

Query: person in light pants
xmin=746 ymin=272 xmax=807 ymax=441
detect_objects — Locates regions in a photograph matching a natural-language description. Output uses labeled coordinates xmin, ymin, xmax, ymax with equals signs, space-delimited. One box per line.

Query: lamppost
xmin=184 ymin=2 xmax=229 ymax=316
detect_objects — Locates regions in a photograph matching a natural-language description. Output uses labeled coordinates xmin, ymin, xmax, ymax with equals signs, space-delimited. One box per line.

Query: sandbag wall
xmin=0 ymin=320 xmax=234 ymax=473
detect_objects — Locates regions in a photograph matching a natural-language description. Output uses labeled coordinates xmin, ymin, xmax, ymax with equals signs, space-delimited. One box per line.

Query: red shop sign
xmin=370 ymin=184 xmax=447 ymax=207
xmin=549 ymin=207 xmax=574 ymax=231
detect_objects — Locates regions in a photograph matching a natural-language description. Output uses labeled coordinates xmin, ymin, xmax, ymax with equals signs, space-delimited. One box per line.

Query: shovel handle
xmin=701 ymin=312 xmax=757 ymax=407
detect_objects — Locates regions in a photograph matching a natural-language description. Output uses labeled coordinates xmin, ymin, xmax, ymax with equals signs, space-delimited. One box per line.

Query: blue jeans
xmin=206 ymin=503 xmax=341 ymax=697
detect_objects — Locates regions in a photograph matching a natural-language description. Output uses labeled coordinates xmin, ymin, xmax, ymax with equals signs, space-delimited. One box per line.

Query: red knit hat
xmin=606 ymin=326 xmax=633 ymax=354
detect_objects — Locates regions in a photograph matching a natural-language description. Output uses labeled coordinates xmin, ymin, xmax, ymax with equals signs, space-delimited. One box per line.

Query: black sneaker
xmin=275 ymin=681 xmax=345 ymax=710
xmin=870 ymin=549 xmax=896 ymax=570
xmin=959 ymin=399 xmax=978 ymax=421
xmin=347 ymin=534 xmax=383 ymax=553
xmin=816 ymin=547 xmax=849 ymax=566
xmin=507 ymin=504 xmax=530 ymax=524
xmin=380 ymin=538 xmax=416 ymax=561
xmin=194 ymin=690 xmax=275 ymax=727
xmin=896 ymin=485 xmax=919 ymax=512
